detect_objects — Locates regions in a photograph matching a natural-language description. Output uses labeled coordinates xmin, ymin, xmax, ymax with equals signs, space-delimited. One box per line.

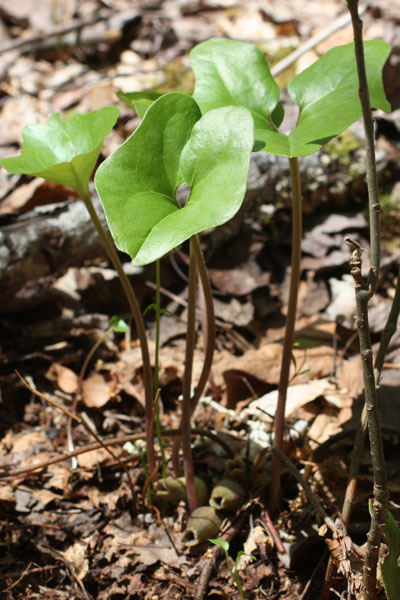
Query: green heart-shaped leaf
xmin=0 ymin=107 xmax=120 ymax=194
xmin=116 ymin=91 xmax=163 ymax=119
xmin=95 ymin=92 xmax=254 ymax=266
xmin=190 ymin=38 xmax=391 ymax=157
xmin=286 ymin=39 xmax=391 ymax=156
xmin=381 ymin=509 xmax=400 ymax=599
xmin=190 ymin=38 xmax=282 ymax=140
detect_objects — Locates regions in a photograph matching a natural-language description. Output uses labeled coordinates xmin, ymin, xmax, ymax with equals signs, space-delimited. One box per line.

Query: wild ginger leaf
xmin=95 ymin=92 xmax=254 ymax=266
xmin=116 ymin=91 xmax=162 ymax=119
xmin=286 ymin=39 xmax=391 ymax=156
xmin=190 ymin=38 xmax=391 ymax=157
xmin=0 ymin=107 xmax=120 ymax=193
xmin=381 ymin=509 xmax=400 ymax=599
xmin=190 ymin=38 xmax=282 ymax=141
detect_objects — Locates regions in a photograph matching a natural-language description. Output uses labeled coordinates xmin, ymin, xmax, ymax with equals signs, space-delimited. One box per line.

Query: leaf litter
xmin=0 ymin=1 xmax=400 ymax=599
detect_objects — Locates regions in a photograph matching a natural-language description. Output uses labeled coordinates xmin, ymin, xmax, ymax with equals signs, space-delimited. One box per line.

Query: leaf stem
xmin=182 ymin=236 xmax=199 ymax=512
xmin=269 ymin=156 xmax=302 ymax=512
xmin=171 ymin=234 xmax=215 ymax=476
xmin=80 ymin=186 xmax=155 ymax=474
xmin=190 ymin=234 xmax=216 ymax=413
xmin=154 ymin=259 xmax=167 ymax=479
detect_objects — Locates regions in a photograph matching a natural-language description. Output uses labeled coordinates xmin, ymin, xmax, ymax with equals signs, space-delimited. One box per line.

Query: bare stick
xmin=347 ymin=1 xmax=381 ymax=291
xmin=271 ymin=4 xmax=368 ymax=77
xmin=16 ymin=372 xmax=137 ymax=503
xmin=346 ymin=1 xmax=390 ymax=596
xmin=0 ymin=428 xmax=235 ymax=482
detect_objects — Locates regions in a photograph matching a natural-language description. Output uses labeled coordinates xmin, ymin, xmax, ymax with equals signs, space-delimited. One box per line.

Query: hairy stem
xmin=190 ymin=235 xmax=216 ymax=412
xmin=80 ymin=186 xmax=155 ymax=474
xmin=269 ymin=156 xmax=302 ymax=512
xmin=182 ymin=237 xmax=199 ymax=512
xmin=154 ymin=259 xmax=167 ymax=478
xmin=172 ymin=234 xmax=215 ymax=475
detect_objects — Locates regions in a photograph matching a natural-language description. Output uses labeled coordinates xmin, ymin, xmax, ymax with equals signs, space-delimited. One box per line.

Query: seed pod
xmin=154 ymin=476 xmax=209 ymax=506
xmin=183 ymin=506 xmax=222 ymax=547
xmin=223 ymin=456 xmax=246 ymax=482
xmin=209 ymin=478 xmax=247 ymax=511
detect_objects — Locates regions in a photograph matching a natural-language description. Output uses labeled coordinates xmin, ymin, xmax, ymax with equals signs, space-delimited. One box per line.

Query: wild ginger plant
xmin=94 ymin=93 xmax=254 ymax=509
xmin=118 ymin=36 xmax=390 ymax=513
xmin=0 ymin=108 xmax=157 ymax=474
xmin=186 ymin=36 xmax=391 ymax=511
xmin=0 ymin=36 xmax=394 ymax=565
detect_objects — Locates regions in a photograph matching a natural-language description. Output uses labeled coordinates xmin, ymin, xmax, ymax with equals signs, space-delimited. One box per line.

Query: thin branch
xmin=0 ymin=428 xmax=235 ymax=482
xmin=271 ymin=3 xmax=368 ymax=77
xmin=16 ymin=372 xmax=137 ymax=504
xmin=347 ymin=0 xmax=381 ymax=291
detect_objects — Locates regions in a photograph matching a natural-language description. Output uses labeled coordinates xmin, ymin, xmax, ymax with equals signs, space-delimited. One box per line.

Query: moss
xmin=373 ymin=186 xmax=400 ymax=252
xmin=155 ymin=59 xmax=194 ymax=95
xmin=257 ymin=42 xmax=298 ymax=90
xmin=326 ymin=130 xmax=361 ymax=169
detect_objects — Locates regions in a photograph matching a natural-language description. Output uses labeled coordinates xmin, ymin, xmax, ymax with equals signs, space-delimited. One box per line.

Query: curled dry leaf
xmin=61 ymin=541 xmax=89 ymax=581
xmin=82 ymin=372 xmax=115 ymax=408
xmin=45 ymin=363 xmax=78 ymax=395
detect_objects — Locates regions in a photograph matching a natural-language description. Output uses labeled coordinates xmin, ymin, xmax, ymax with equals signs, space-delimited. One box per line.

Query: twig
xmin=346 ymin=2 xmax=390 ymax=597
xmin=0 ymin=428 xmax=234 ymax=481
xmin=262 ymin=509 xmax=285 ymax=554
xmin=195 ymin=513 xmax=248 ymax=600
xmin=270 ymin=4 xmax=368 ymax=77
xmin=17 ymin=372 xmax=137 ymax=505
xmin=347 ymin=3 xmax=381 ymax=291
xmin=0 ymin=15 xmax=109 ymax=54
xmin=346 ymin=239 xmax=388 ymax=600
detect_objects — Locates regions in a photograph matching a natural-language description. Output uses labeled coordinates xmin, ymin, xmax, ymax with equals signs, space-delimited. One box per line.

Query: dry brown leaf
xmin=61 ymin=542 xmax=89 ymax=581
xmin=307 ymin=413 xmax=343 ymax=448
xmin=34 ymin=488 xmax=60 ymax=507
xmin=82 ymin=372 xmax=113 ymax=408
xmin=0 ymin=484 xmax=15 ymax=503
xmin=45 ymin=363 xmax=78 ymax=395
xmin=0 ymin=178 xmax=44 ymax=215
xmin=77 ymin=447 xmax=109 ymax=469
xmin=336 ymin=355 xmax=363 ymax=399
xmin=243 ymin=378 xmax=336 ymax=423
xmin=46 ymin=463 xmax=71 ymax=491
xmin=129 ymin=545 xmax=182 ymax=567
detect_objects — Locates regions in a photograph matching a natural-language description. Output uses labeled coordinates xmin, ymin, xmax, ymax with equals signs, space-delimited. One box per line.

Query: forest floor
xmin=0 ymin=1 xmax=400 ymax=599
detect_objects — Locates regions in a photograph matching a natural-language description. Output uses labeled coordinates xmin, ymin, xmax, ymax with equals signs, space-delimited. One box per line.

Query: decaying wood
xmin=0 ymin=197 xmax=108 ymax=300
